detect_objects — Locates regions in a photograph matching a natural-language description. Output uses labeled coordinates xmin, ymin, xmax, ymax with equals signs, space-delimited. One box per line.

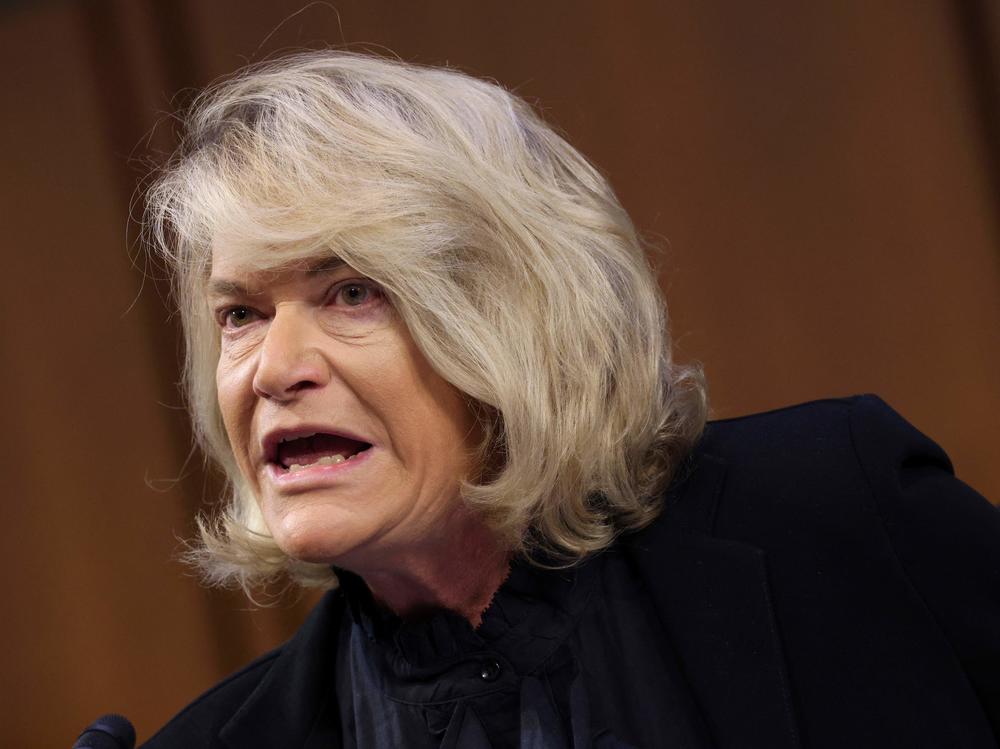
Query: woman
xmin=141 ymin=52 xmax=1000 ymax=748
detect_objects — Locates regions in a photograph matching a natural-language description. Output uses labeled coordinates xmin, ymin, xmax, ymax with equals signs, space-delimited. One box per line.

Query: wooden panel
xmin=0 ymin=4 xmax=219 ymax=745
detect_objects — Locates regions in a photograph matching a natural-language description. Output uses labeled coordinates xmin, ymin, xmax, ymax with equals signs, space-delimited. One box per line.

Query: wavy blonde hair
xmin=144 ymin=50 xmax=707 ymax=591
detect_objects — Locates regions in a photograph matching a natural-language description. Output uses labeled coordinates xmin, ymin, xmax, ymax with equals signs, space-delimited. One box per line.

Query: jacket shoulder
xmin=140 ymin=647 xmax=284 ymax=748
xmin=693 ymin=393 xmax=951 ymax=524
xmin=698 ymin=394 xmax=1000 ymax=726
xmin=701 ymin=393 xmax=906 ymax=474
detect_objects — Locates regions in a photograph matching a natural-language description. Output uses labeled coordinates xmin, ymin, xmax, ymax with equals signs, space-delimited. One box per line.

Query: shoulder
xmin=671 ymin=393 xmax=1000 ymax=734
xmin=691 ymin=393 xmax=962 ymax=531
xmin=699 ymin=392 xmax=939 ymax=483
xmin=140 ymin=648 xmax=284 ymax=749
xmin=661 ymin=393 xmax=1000 ymax=641
xmin=679 ymin=393 xmax=996 ymax=564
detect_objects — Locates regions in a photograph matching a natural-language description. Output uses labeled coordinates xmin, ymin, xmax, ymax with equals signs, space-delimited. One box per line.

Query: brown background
xmin=0 ymin=1 xmax=996 ymax=745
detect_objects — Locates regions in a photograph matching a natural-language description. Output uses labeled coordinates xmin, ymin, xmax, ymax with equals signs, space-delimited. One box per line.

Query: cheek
xmin=215 ymin=362 xmax=238 ymax=427
xmin=215 ymin=358 xmax=255 ymax=459
xmin=401 ymin=387 xmax=481 ymax=484
xmin=370 ymin=333 xmax=480 ymax=470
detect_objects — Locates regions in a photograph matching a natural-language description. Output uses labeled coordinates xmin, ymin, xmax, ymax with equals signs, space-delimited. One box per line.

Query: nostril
xmin=288 ymin=378 xmax=322 ymax=392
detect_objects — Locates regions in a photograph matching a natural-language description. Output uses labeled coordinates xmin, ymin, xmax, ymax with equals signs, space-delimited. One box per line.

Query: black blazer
xmin=142 ymin=395 xmax=1000 ymax=748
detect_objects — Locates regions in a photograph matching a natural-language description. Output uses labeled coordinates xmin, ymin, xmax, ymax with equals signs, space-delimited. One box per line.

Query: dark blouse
xmin=334 ymin=550 xmax=711 ymax=748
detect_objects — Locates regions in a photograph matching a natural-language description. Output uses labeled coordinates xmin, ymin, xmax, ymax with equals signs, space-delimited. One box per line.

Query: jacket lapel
xmin=626 ymin=453 xmax=802 ymax=749
xmin=219 ymin=592 xmax=345 ymax=749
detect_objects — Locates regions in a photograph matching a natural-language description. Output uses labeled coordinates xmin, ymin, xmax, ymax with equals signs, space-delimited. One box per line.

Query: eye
xmin=332 ymin=281 xmax=379 ymax=307
xmin=220 ymin=305 xmax=260 ymax=329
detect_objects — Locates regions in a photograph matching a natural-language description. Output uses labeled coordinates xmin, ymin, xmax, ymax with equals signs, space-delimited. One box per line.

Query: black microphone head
xmin=72 ymin=714 xmax=136 ymax=749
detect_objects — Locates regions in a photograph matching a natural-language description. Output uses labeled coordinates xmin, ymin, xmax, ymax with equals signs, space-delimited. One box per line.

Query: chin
xmin=265 ymin=504 xmax=361 ymax=566
xmin=275 ymin=532 xmax=356 ymax=567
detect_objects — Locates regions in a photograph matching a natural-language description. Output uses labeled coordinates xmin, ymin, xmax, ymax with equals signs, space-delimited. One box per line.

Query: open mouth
xmin=274 ymin=433 xmax=372 ymax=473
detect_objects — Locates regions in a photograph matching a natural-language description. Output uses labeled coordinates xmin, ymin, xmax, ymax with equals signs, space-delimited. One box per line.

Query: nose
xmin=252 ymin=306 xmax=329 ymax=401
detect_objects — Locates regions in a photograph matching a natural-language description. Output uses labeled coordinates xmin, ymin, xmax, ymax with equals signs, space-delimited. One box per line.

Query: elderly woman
xmin=138 ymin=52 xmax=1000 ymax=749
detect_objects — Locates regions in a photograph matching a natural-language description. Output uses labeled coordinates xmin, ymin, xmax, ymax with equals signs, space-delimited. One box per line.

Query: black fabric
xmin=333 ymin=550 xmax=708 ymax=748
xmin=141 ymin=395 xmax=1000 ymax=749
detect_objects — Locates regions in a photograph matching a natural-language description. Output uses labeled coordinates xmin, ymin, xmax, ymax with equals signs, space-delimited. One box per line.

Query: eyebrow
xmin=207 ymin=256 xmax=347 ymax=298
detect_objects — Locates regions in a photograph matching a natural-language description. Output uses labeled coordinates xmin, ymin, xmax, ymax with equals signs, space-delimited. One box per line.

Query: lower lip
xmin=265 ymin=447 xmax=374 ymax=489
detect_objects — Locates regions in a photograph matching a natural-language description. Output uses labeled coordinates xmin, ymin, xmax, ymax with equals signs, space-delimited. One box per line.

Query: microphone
xmin=72 ymin=714 xmax=136 ymax=749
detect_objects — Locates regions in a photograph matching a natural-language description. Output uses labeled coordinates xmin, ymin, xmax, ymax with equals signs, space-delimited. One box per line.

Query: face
xmin=208 ymin=243 xmax=482 ymax=573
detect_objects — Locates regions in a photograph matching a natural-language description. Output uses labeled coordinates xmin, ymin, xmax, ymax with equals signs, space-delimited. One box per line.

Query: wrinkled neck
xmin=351 ymin=509 xmax=512 ymax=628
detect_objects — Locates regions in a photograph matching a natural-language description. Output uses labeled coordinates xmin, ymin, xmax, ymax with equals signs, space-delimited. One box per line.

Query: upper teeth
xmin=282 ymin=433 xmax=317 ymax=443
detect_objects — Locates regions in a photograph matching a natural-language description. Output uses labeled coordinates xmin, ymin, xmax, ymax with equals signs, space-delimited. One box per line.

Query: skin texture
xmin=209 ymin=244 xmax=510 ymax=625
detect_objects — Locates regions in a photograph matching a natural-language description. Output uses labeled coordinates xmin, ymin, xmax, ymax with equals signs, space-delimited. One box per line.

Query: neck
xmin=353 ymin=509 xmax=512 ymax=629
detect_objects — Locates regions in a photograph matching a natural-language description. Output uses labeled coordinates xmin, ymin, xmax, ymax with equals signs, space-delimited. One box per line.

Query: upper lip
xmin=260 ymin=425 xmax=374 ymax=465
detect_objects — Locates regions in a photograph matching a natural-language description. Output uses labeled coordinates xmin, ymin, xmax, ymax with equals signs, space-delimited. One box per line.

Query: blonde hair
xmin=145 ymin=50 xmax=707 ymax=591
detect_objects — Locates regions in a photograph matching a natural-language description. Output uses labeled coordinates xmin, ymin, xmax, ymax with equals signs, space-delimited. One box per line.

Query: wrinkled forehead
xmin=204 ymin=228 xmax=348 ymax=291
xmin=207 ymin=251 xmax=347 ymax=300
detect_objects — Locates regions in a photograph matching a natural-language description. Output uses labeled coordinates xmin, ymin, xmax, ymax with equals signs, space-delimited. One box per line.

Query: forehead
xmin=208 ymin=239 xmax=346 ymax=294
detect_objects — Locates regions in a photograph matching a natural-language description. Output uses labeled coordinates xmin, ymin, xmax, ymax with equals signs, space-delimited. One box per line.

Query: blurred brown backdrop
xmin=0 ymin=0 xmax=996 ymax=745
